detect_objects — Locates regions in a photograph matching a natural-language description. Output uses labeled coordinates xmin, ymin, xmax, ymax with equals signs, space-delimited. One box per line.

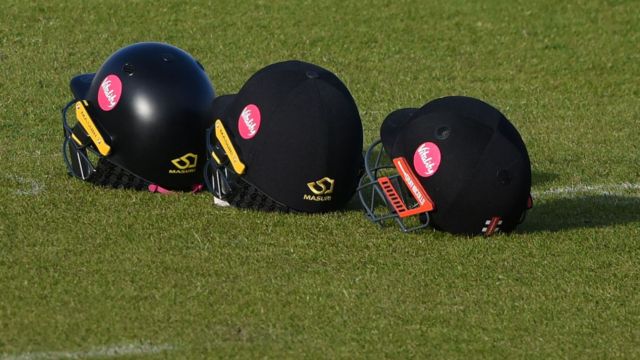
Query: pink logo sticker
xmin=97 ymin=74 xmax=122 ymax=111
xmin=238 ymin=104 xmax=261 ymax=139
xmin=413 ymin=142 xmax=442 ymax=178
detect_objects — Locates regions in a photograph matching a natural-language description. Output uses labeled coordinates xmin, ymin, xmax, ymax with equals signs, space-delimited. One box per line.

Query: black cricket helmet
xmin=61 ymin=42 xmax=215 ymax=192
xmin=204 ymin=60 xmax=363 ymax=213
xmin=358 ymin=96 xmax=532 ymax=236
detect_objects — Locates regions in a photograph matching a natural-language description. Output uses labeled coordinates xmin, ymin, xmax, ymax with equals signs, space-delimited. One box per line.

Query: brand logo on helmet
xmin=304 ymin=177 xmax=334 ymax=201
xmin=169 ymin=153 xmax=198 ymax=174
xmin=98 ymin=74 xmax=122 ymax=111
xmin=394 ymin=159 xmax=427 ymax=206
xmin=413 ymin=142 xmax=441 ymax=178
xmin=238 ymin=104 xmax=261 ymax=139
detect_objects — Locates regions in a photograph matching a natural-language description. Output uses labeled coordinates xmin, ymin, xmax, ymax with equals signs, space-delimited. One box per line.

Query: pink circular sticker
xmin=97 ymin=74 xmax=122 ymax=111
xmin=413 ymin=142 xmax=442 ymax=178
xmin=238 ymin=104 xmax=261 ymax=139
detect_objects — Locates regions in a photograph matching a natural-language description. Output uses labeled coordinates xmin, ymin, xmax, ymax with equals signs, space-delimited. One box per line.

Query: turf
xmin=1 ymin=0 xmax=639 ymax=358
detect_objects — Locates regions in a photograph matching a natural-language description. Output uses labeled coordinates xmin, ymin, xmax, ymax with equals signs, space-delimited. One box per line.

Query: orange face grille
xmin=377 ymin=157 xmax=434 ymax=218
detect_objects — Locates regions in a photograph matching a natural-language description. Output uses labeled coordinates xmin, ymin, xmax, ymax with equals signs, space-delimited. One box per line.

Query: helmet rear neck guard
xmin=357 ymin=139 xmax=435 ymax=233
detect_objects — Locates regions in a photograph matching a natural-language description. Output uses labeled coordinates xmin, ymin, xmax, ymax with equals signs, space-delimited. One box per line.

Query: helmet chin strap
xmin=148 ymin=183 xmax=204 ymax=194
xmin=148 ymin=184 xmax=172 ymax=194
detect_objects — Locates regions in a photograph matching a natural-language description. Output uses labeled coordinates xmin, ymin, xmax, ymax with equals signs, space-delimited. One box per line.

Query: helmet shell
xmin=380 ymin=96 xmax=531 ymax=235
xmin=83 ymin=42 xmax=214 ymax=190
xmin=209 ymin=61 xmax=363 ymax=212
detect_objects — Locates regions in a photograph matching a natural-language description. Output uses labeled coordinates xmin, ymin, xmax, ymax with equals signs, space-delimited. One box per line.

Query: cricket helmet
xmin=358 ymin=96 xmax=532 ymax=236
xmin=204 ymin=60 xmax=363 ymax=213
xmin=61 ymin=42 xmax=215 ymax=192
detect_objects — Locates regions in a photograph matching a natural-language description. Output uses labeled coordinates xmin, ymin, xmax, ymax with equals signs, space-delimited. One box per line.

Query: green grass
xmin=1 ymin=0 xmax=639 ymax=358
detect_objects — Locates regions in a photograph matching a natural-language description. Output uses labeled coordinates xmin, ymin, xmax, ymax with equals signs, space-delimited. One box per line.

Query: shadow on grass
xmin=324 ymin=152 xmax=636 ymax=234
xmin=346 ymin=188 xmax=640 ymax=234
xmin=519 ymin=195 xmax=640 ymax=233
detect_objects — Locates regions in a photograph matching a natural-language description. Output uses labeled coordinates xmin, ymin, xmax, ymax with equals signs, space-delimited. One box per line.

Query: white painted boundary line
xmin=5 ymin=175 xmax=45 ymax=196
xmin=0 ymin=342 xmax=174 ymax=360
xmin=533 ymin=182 xmax=640 ymax=198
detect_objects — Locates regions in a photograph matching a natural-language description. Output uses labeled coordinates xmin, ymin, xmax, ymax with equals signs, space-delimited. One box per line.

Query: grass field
xmin=1 ymin=0 xmax=639 ymax=358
